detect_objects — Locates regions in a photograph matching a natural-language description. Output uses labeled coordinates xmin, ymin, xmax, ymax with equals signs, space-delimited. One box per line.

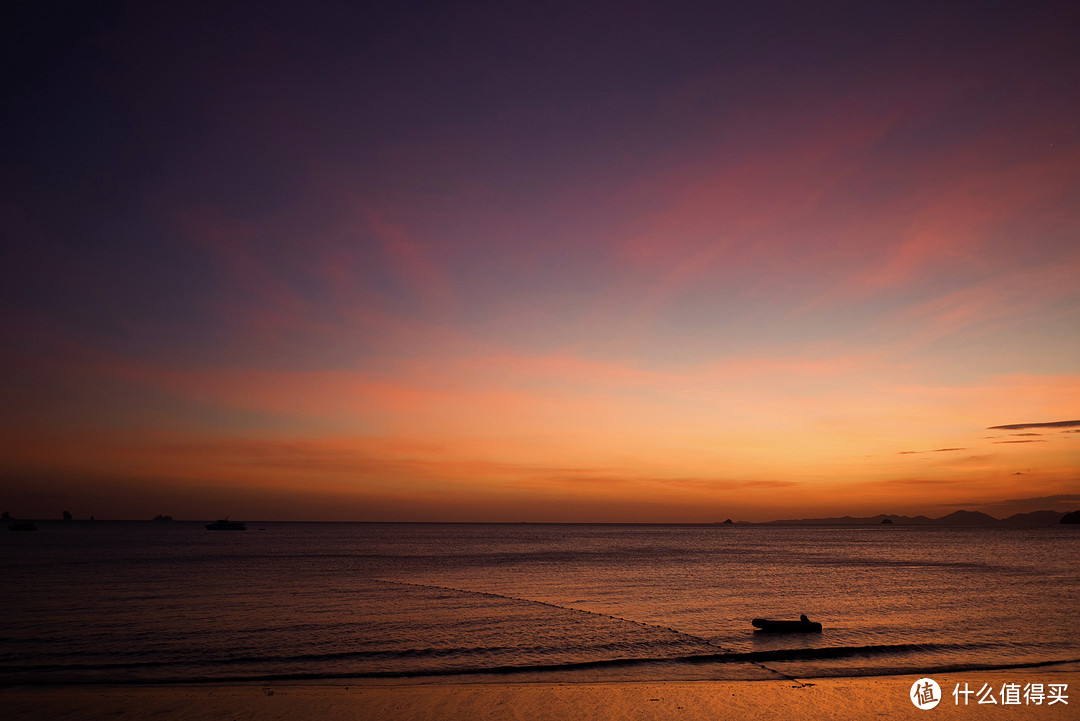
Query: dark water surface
xmin=2 ymin=522 xmax=1077 ymax=684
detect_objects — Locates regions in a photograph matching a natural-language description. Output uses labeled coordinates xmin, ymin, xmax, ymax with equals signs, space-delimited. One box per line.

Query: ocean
xmin=2 ymin=522 xmax=1077 ymax=685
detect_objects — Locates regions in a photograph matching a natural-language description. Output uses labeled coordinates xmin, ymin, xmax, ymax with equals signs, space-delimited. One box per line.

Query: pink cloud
xmin=873 ymin=247 xmax=1080 ymax=352
xmin=172 ymin=206 xmax=333 ymax=338
xmin=609 ymin=105 xmax=901 ymax=318
xmin=587 ymin=74 xmax=1080 ymax=339
xmin=837 ymin=143 xmax=1080 ymax=298
xmin=362 ymin=205 xmax=459 ymax=318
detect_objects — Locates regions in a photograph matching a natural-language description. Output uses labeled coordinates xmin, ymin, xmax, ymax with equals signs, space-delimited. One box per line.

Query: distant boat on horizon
xmin=205 ymin=519 xmax=246 ymax=530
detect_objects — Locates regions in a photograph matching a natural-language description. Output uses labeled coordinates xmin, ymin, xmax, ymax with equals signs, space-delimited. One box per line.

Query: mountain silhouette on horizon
xmin=747 ymin=509 xmax=1071 ymax=527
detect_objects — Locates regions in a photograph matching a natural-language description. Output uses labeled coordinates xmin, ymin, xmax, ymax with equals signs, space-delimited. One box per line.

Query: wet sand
xmin=3 ymin=667 xmax=1077 ymax=720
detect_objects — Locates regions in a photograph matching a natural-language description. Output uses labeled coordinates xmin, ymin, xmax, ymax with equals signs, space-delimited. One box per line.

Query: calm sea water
xmin=1 ymin=522 xmax=1077 ymax=684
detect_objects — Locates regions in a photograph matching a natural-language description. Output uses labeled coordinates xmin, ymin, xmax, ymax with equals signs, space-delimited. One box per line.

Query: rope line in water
xmin=373 ymin=578 xmax=812 ymax=687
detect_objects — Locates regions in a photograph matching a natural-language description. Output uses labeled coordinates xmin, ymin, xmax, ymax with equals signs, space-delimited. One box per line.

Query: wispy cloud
xmin=898 ymin=447 xmax=967 ymax=455
xmin=364 ymin=207 xmax=459 ymax=319
xmin=979 ymin=494 xmax=1080 ymax=509
xmin=988 ymin=420 xmax=1080 ymax=430
xmin=938 ymin=495 xmax=1080 ymax=514
xmin=871 ymin=478 xmax=964 ymax=486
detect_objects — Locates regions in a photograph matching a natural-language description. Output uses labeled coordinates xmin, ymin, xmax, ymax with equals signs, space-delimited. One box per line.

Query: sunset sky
xmin=2 ymin=1 xmax=1078 ymax=521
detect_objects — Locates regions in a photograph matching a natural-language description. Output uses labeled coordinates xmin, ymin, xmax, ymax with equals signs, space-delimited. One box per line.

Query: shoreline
xmin=5 ymin=655 xmax=1077 ymax=687
xmin=4 ymin=666 xmax=1077 ymax=720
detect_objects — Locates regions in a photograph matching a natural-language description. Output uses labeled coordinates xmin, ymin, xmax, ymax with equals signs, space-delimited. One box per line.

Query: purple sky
xmin=2 ymin=1 xmax=1078 ymax=521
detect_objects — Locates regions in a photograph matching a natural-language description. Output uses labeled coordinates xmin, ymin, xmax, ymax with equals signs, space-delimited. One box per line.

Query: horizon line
xmin=12 ymin=508 xmax=1077 ymax=525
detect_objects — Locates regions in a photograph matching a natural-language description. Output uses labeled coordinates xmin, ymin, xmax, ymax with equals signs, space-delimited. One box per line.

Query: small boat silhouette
xmin=752 ymin=614 xmax=822 ymax=633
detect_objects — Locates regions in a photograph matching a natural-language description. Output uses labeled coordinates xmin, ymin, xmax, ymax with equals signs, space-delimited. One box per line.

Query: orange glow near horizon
xmin=2 ymin=346 xmax=1077 ymax=520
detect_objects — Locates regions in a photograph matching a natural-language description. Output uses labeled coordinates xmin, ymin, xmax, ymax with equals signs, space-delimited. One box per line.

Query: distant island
xmin=733 ymin=509 xmax=1077 ymax=527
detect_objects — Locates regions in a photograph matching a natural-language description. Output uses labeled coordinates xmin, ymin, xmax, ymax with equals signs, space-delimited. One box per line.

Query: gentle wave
xmin=5 ymin=641 xmax=1066 ymax=682
xmin=6 ymin=658 xmax=1079 ymax=686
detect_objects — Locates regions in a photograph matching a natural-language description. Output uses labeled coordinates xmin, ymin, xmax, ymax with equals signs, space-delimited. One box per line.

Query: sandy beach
xmin=3 ymin=667 xmax=1076 ymax=720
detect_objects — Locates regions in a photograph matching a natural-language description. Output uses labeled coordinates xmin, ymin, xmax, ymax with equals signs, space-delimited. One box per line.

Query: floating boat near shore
xmin=751 ymin=615 xmax=822 ymax=633
xmin=205 ymin=519 xmax=246 ymax=530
